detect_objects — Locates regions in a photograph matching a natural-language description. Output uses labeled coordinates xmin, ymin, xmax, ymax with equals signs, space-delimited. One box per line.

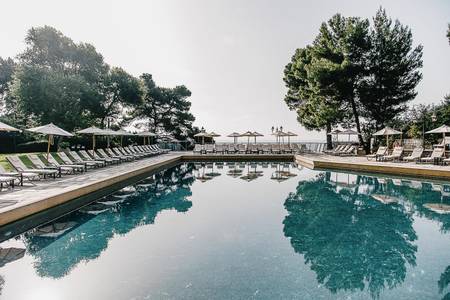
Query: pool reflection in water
xmin=0 ymin=162 xmax=450 ymax=299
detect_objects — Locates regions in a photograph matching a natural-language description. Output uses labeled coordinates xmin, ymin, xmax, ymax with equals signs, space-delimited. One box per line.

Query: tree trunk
xmin=326 ymin=122 xmax=333 ymax=150
xmin=349 ymin=96 xmax=368 ymax=153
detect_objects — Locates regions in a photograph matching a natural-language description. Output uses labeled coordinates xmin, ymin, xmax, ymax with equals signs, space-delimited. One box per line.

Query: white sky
xmin=1 ymin=0 xmax=449 ymax=142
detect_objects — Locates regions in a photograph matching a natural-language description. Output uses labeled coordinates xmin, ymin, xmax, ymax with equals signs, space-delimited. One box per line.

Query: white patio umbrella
xmin=373 ymin=127 xmax=402 ymax=148
xmin=27 ymin=123 xmax=73 ymax=159
xmin=426 ymin=124 xmax=450 ymax=141
xmin=240 ymin=131 xmax=256 ymax=146
xmin=209 ymin=132 xmax=221 ymax=143
xmin=286 ymin=131 xmax=297 ymax=146
xmin=252 ymin=131 xmax=264 ymax=143
xmin=227 ymin=132 xmax=241 ymax=144
xmin=274 ymin=130 xmax=289 ymax=145
xmin=341 ymin=128 xmax=361 ymax=142
xmin=77 ymin=126 xmax=109 ymax=151
xmin=194 ymin=131 xmax=211 ymax=145
xmin=0 ymin=121 xmax=21 ymax=132
xmin=327 ymin=129 xmax=342 ymax=143
xmin=138 ymin=131 xmax=156 ymax=145
xmin=115 ymin=129 xmax=131 ymax=146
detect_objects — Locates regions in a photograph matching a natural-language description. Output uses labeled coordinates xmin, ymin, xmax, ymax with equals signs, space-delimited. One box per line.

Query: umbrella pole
xmin=120 ymin=136 xmax=123 ymax=147
xmin=93 ymin=135 xmax=96 ymax=151
xmin=47 ymin=135 xmax=51 ymax=160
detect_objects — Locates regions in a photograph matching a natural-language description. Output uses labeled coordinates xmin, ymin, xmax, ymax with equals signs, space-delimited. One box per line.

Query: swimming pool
xmin=0 ymin=162 xmax=449 ymax=299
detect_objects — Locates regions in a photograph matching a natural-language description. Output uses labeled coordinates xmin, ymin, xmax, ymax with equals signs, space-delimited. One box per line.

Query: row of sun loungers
xmin=323 ymin=144 xmax=357 ymax=156
xmin=0 ymin=145 xmax=169 ymax=191
xmin=365 ymin=146 xmax=450 ymax=164
xmin=193 ymin=143 xmax=309 ymax=154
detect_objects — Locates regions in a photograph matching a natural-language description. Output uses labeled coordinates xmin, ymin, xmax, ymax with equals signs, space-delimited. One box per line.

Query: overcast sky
xmin=1 ymin=0 xmax=449 ymax=141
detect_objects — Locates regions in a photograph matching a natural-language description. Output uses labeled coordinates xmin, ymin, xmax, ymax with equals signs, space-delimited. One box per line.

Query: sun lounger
xmin=0 ymin=175 xmax=17 ymax=190
xmin=46 ymin=154 xmax=85 ymax=173
xmin=282 ymin=144 xmax=293 ymax=153
xmin=114 ymin=147 xmax=143 ymax=159
xmin=248 ymin=144 xmax=259 ymax=154
xmin=153 ymin=144 xmax=169 ymax=154
xmin=324 ymin=144 xmax=344 ymax=154
xmin=271 ymin=144 xmax=281 ymax=154
xmin=418 ymin=147 xmax=445 ymax=163
xmin=28 ymin=154 xmax=74 ymax=176
xmin=366 ymin=146 xmax=387 ymax=161
xmin=70 ymin=151 xmax=106 ymax=167
xmin=380 ymin=146 xmax=403 ymax=161
xmin=227 ymin=144 xmax=236 ymax=154
xmin=7 ymin=156 xmax=57 ymax=179
xmin=0 ymin=165 xmax=39 ymax=185
xmin=338 ymin=145 xmax=357 ymax=156
xmin=237 ymin=144 xmax=247 ymax=154
xmin=125 ymin=146 xmax=150 ymax=157
xmin=215 ymin=144 xmax=226 ymax=154
xmin=97 ymin=149 xmax=127 ymax=163
xmin=204 ymin=144 xmax=215 ymax=154
xmin=402 ymin=147 xmax=423 ymax=162
xmin=90 ymin=150 xmax=121 ymax=165
xmin=57 ymin=152 xmax=96 ymax=170
xmin=104 ymin=148 xmax=134 ymax=161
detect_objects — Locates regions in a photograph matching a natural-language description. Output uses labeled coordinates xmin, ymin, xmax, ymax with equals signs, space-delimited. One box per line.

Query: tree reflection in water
xmin=21 ymin=164 xmax=195 ymax=279
xmin=283 ymin=172 xmax=418 ymax=298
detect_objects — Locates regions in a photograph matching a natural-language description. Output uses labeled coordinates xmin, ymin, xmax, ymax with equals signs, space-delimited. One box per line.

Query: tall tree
xmin=284 ymin=47 xmax=345 ymax=149
xmin=357 ymin=8 xmax=423 ymax=130
xmin=133 ymin=73 xmax=196 ymax=140
xmin=0 ymin=57 xmax=16 ymax=106
xmin=310 ymin=14 xmax=370 ymax=145
xmin=96 ymin=67 xmax=143 ymax=126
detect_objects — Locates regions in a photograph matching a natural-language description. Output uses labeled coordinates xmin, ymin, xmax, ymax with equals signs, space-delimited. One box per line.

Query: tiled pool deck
xmin=2 ymin=151 xmax=450 ymax=231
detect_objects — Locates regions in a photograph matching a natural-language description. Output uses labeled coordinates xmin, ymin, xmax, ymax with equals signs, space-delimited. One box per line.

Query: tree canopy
xmin=284 ymin=8 xmax=423 ymax=150
xmin=0 ymin=26 xmax=197 ymax=145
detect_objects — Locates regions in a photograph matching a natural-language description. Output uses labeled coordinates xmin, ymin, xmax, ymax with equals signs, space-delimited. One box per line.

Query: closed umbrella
xmin=227 ymin=132 xmax=241 ymax=144
xmin=373 ymin=127 xmax=402 ymax=148
xmin=27 ymin=123 xmax=73 ymax=159
xmin=77 ymin=126 xmax=108 ymax=152
xmin=274 ymin=130 xmax=289 ymax=145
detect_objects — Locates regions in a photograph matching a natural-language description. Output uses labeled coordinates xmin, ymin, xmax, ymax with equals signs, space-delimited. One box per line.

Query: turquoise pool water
xmin=0 ymin=162 xmax=450 ymax=299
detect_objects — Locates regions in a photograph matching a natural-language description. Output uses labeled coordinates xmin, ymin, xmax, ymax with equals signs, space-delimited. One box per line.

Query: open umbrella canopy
xmin=227 ymin=132 xmax=241 ymax=138
xmin=77 ymin=126 xmax=109 ymax=151
xmin=27 ymin=123 xmax=73 ymax=159
xmin=341 ymin=129 xmax=360 ymax=135
xmin=0 ymin=121 xmax=21 ymax=132
xmin=240 ymin=131 xmax=256 ymax=137
xmin=194 ymin=132 xmax=211 ymax=138
xmin=77 ymin=126 xmax=107 ymax=135
xmin=137 ymin=131 xmax=157 ymax=137
xmin=27 ymin=123 xmax=73 ymax=137
xmin=327 ymin=129 xmax=342 ymax=135
xmin=209 ymin=131 xmax=221 ymax=137
xmin=373 ymin=127 xmax=402 ymax=136
xmin=426 ymin=125 xmax=450 ymax=134
xmin=227 ymin=132 xmax=240 ymax=144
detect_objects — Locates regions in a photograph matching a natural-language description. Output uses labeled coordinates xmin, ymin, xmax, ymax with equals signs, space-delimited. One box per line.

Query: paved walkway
xmin=295 ymin=153 xmax=450 ymax=180
xmin=0 ymin=153 xmax=183 ymax=226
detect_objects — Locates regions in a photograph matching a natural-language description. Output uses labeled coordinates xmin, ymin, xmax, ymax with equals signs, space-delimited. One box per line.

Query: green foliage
xmin=132 ymin=73 xmax=196 ymax=140
xmin=2 ymin=26 xmax=144 ymax=131
xmin=358 ymin=9 xmax=423 ymax=127
xmin=284 ymin=8 xmax=423 ymax=149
